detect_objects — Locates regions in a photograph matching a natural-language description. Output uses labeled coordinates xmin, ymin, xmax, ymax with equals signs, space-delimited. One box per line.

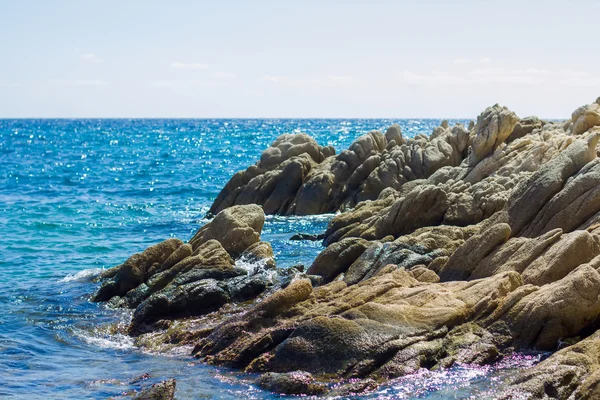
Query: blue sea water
xmin=0 ymin=119 xmax=542 ymax=399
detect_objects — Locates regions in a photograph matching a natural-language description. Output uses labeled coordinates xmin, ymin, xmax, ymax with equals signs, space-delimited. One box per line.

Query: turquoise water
xmin=0 ymin=119 xmax=540 ymax=399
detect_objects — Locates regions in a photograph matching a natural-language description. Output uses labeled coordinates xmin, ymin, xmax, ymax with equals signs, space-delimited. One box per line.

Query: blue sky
xmin=1 ymin=0 xmax=599 ymax=118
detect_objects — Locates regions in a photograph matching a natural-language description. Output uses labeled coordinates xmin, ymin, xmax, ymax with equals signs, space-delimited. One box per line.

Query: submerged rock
xmin=289 ymin=233 xmax=324 ymax=241
xmin=255 ymin=371 xmax=326 ymax=395
xmin=133 ymin=379 xmax=176 ymax=400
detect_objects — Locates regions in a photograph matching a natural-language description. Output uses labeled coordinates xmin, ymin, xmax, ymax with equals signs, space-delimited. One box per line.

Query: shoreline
xmin=90 ymin=97 xmax=600 ymax=399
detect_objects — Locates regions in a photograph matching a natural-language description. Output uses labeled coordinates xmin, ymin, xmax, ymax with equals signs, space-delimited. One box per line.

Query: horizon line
xmin=0 ymin=116 xmax=568 ymax=121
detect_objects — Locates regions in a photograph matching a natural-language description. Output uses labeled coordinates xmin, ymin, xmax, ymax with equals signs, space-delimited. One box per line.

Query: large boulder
xmin=469 ymin=104 xmax=519 ymax=165
xmin=190 ymin=204 xmax=265 ymax=257
xmin=572 ymin=102 xmax=600 ymax=135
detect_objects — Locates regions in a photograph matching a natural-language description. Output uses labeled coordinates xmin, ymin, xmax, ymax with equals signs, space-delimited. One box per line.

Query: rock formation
xmin=91 ymin=97 xmax=600 ymax=397
xmin=92 ymin=204 xmax=278 ymax=335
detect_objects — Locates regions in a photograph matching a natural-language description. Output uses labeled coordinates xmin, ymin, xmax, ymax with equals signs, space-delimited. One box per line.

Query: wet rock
xmin=195 ymin=268 xmax=523 ymax=378
xmin=130 ymin=279 xmax=230 ymax=333
xmin=133 ymin=379 xmax=176 ymax=400
xmin=289 ymin=233 xmax=324 ymax=241
xmin=255 ymin=371 xmax=326 ymax=395
xmin=92 ymin=239 xmax=184 ymax=302
xmin=226 ymin=274 xmax=270 ymax=302
xmin=501 ymin=331 xmax=600 ymax=399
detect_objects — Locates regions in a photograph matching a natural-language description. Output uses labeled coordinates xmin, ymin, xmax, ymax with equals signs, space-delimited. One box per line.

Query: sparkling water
xmin=0 ymin=118 xmax=540 ymax=398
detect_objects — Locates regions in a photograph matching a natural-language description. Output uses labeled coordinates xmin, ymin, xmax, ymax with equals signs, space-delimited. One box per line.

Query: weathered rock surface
xmin=501 ymin=331 xmax=600 ymax=399
xmin=255 ymin=371 xmax=326 ymax=395
xmin=92 ymin=205 xmax=277 ymax=335
xmin=91 ymin=98 xmax=600 ymax=397
xmin=133 ymin=379 xmax=176 ymax=400
xmin=209 ymin=119 xmax=471 ymax=215
xmin=572 ymin=102 xmax=600 ymax=135
xmin=469 ymin=104 xmax=519 ymax=165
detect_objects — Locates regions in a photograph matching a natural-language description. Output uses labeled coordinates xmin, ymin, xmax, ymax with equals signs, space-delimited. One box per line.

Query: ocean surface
xmin=0 ymin=119 xmax=543 ymax=399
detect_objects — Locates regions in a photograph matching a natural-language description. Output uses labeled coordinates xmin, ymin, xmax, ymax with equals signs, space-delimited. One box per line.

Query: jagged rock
xmin=195 ymin=269 xmax=522 ymax=378
xmin=520 ymin=151 xmax=600 ymax=238
xmin=91 ymin=98 xmax=600 ymax=397
xmin=506 ymin=116 xmax=543 ymax=143
xmin=307 ymin=237 xmax=370 ymax=282
xmin=464 ymin=229 xmax=600 ymax=286
xmin=343 ymin=241 xmax=441 ymax=285
xmin=209 ymin=120 xmax=471 ymax=215
xmin=488 ymin=132 xmax=599 ymax=236
xmin=209 ymin=134 xmax=333 ymax=215
xmin=92 ymin=239 xmax=184 ymax=302
xmin=130 ymin=279 xmax=231 ymax=333
xmin=255 ymin=371 xmax=326 ymax=395
xmin=469 ymin=104 xmax=519 ymax=165
xmin=190 ymin=204 xmax=265 ymax=257
xmin=501 ymin=331 xmax=600 ymax=399
xmin=485 ymin=265 xmax=600 ymax=350
xmin=438 ymin=223 xmax=511 ymax=281
xmin=572 ymin=102 xmax=600 ymax=135
xmin=133 ymin=379 xmax=176 ymax=400
xmin=385 ymin=123 xmax=404 ymax=146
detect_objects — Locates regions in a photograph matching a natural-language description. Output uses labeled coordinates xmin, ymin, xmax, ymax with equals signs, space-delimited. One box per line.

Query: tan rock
xmin=486 ymin=265 xmax=600 ymax=350
xmin=469 ymin=104 xmax=519 ymax=165
xmin=190 ymin=204 xmax=265 ymax=257
xmin=572 ymin=102 xmax=600 ymax=135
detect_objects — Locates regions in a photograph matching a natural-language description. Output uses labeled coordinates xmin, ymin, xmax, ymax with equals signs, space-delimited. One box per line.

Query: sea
xmin=0 ymin=119 xmax=543 ymax=399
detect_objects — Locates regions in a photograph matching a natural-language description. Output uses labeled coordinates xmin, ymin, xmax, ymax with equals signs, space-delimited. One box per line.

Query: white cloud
xmin=171 ymin=62 xmax=209 ymax=70
xmin=81 ymin=53 xmax=103 ymax=63
xmin=479 ymin=57 xmax=492 ymax=64
xmin=49 ymin=79 xmax=108 ymax=86
xmin=0 ymin=82 xmax=19 ymax=88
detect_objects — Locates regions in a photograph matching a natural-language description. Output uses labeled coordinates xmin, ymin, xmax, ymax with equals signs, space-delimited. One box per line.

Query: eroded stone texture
xmin=92 ymin=205 xmax=276 ymax=334
xmin=91 ymin=98 xmax=600 ymax=397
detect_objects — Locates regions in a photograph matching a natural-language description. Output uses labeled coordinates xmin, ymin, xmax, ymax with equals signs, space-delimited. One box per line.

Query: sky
xmin=1 ymin=0 xmax=599 ymax=118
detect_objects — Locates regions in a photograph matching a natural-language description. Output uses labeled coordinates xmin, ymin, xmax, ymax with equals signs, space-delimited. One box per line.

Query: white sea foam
xmin=59 ymin=268 xmax=104 ymax=282
xmin=234 ymin=257 xmax=268 ymax=275
xmin=73 ymin=328 xmax=135 ymax=350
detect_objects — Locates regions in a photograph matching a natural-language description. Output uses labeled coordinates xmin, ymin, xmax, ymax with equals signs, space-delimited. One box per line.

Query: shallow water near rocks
xmin=1 ymin=118 xmax=541 ymax=398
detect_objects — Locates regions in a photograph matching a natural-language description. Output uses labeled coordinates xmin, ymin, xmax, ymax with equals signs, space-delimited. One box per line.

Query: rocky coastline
xmin=94 ymin=98 xmax=600 ymax=399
